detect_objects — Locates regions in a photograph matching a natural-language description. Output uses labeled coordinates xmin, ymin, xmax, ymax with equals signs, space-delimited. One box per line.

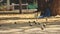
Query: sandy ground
xmin=0 ymin=21 xmax=60 ymax=34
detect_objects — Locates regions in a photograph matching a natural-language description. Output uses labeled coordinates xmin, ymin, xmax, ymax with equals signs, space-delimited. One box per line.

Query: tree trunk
xmin=37 ymin=0 xmax=60 ymax=16
xmin=37 ymin=0 xmax=45 ymax=11
xmin=51 ymin=0 xmax=60 ymax=16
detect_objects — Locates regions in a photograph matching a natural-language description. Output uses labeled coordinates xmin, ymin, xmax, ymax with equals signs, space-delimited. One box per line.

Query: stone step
xmin=0 ymin=13 xmax=39 ymax=18
xmin=47 ymin=25 xmax=60 ymax=28
xmin=0 ymin=17 xmax=60 ymax=24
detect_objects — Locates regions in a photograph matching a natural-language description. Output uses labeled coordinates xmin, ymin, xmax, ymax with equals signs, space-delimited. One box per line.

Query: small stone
xmin=14 ymin=22 xmax=17 ymax=24
xmin=29 ymin=21 xmax=33 ymax=26
xmin=38 ymin=23 xmax=40 ymax=25
xmin=33 ymin=21 xmax=37 ymax=24
xmin=0 ymin=25 xmax=2 ymax=27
